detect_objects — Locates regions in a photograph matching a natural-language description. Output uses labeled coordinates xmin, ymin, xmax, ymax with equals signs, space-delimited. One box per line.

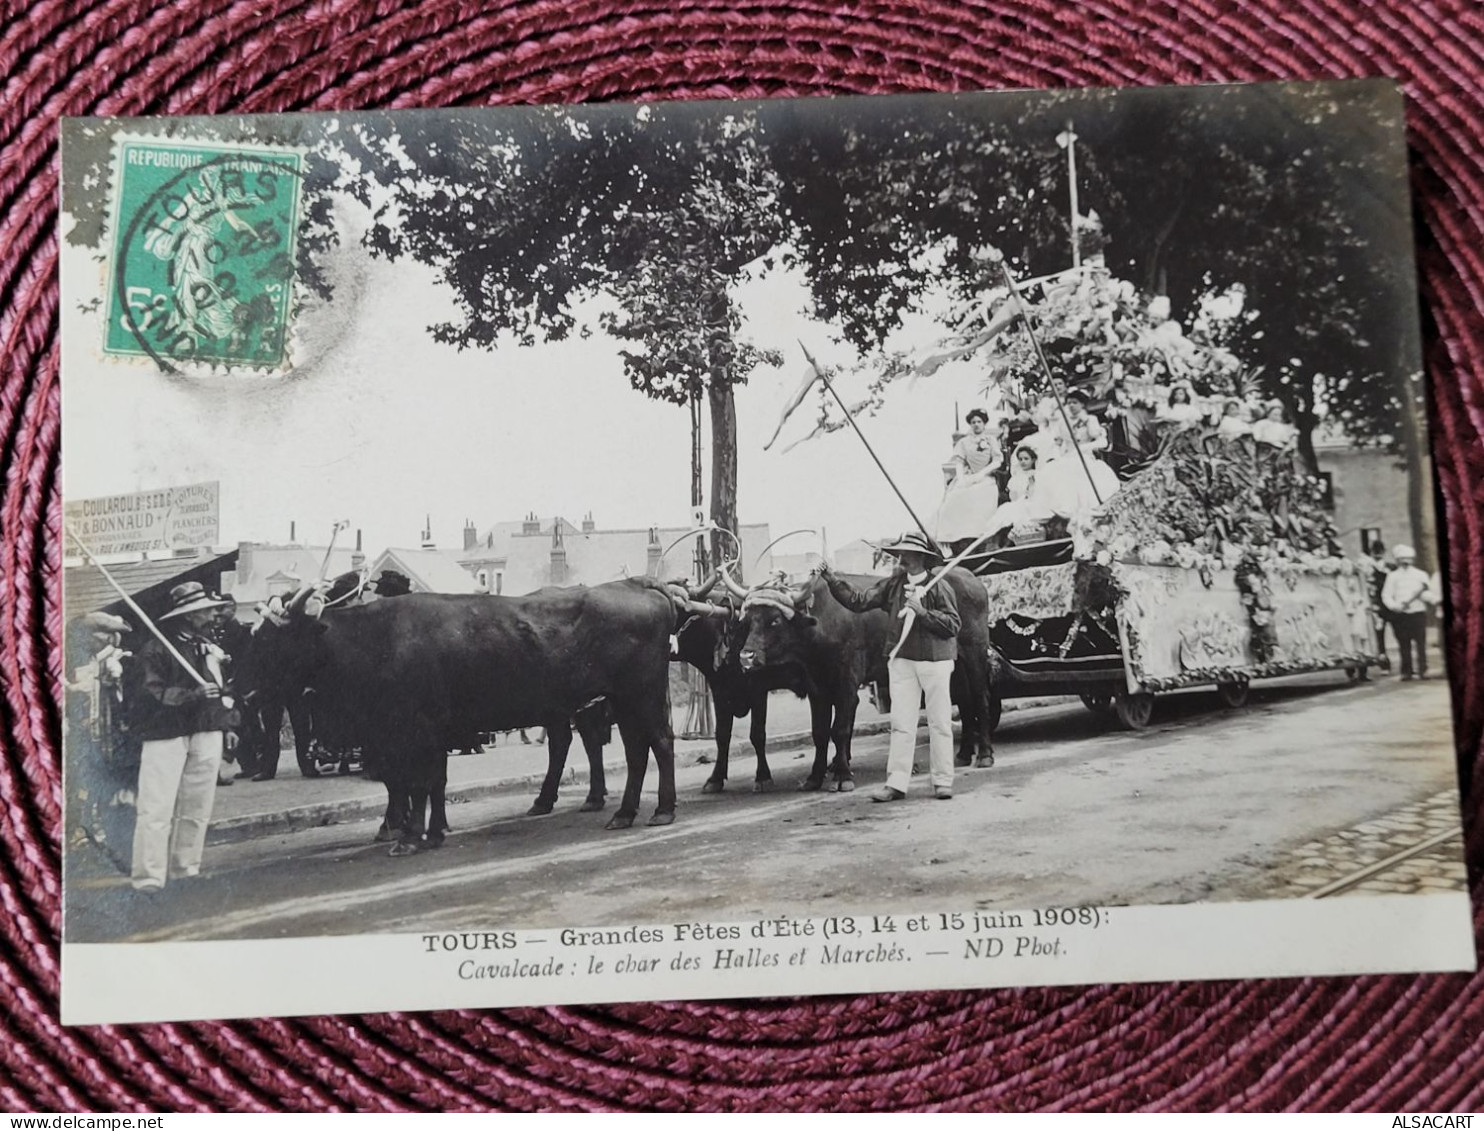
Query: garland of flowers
xmin=985 ymin=269 xmax=1249 ymax=405
xmin=1072 ymin=430 xmax=1354 ymax=578
xmin=780 ymin=259 xmax=1255 ymax=447
xmin=1134 ymin=654 xmax=1376 ymax=693
xmin=1233 ymin=549 xmax=1279 ymax=662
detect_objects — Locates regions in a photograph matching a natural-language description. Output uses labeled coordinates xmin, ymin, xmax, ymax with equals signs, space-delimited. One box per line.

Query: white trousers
xmin=132 ymin=731 xmax=222 ymax=891
xmin=885 ymin=657 xmax=956 ymax=794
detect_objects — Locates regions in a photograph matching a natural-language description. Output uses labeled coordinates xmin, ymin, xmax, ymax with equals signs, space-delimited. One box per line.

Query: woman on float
xmin=984 ymin=443 xmax=1052 ymax=538
xmin=1035 ymin=389 xmax=1122 ymax=520
xmin=934 ymin=407 xmax=1004 ymax=550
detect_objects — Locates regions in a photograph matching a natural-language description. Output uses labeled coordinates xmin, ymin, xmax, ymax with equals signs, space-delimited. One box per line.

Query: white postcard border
xmin=62 ymin=894 xmax=1476 ymax=1026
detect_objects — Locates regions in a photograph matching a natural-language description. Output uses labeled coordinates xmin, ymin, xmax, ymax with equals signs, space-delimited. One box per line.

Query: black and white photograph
xmin=58 ymin=79 xmax=1474 ymax=1024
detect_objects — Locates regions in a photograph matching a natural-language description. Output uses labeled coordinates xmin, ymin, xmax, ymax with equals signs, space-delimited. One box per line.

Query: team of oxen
xmin=235 ymin=551 xmax=997 ymax=855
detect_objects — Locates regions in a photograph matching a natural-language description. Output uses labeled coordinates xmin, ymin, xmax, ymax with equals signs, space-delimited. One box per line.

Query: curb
xmin=204 ymin=696 xmax=1067 ymax=846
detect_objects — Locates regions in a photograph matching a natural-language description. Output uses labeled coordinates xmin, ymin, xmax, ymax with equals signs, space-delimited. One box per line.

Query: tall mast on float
xmin=1056 ymin=121 xmax=1081 ymax=268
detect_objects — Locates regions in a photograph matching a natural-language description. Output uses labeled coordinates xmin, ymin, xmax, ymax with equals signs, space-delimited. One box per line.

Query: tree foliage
xmin=289 ymin=82 xmax=1417 ymax=548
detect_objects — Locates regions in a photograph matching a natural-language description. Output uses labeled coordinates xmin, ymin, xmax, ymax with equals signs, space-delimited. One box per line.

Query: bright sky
xmin=61 ymin=196 xmax=993 ymax=567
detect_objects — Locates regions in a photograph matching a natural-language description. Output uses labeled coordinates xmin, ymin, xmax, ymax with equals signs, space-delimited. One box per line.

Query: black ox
xmin=720 ymin=566 xmax=995 ymax=790
xmin=671 ymin=588 xmax=790 ymax=794
xmin=240 ymin=577 xmax=693 ymax=854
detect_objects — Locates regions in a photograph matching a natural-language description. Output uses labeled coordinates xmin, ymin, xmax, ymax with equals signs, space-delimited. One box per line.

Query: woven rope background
xmin=1 ymin=0 xmax=1481 ymax=1112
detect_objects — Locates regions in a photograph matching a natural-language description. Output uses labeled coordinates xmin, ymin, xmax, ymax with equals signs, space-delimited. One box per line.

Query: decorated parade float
xmin=971 ymin=428 xmax=1377 ymax=729
xmin=946 ymin=252 xmax=1380 ymax=730
xmin=767 ymin=205 xmax=1386 ymax=732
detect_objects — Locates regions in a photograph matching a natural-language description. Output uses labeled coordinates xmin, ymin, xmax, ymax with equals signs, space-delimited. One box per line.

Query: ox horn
xmin=718 ymin=559 xmax=749 ymax=601
xmin=752 ymin=528 xmax=817 ymax=574
xmin=711 ymin=524 xmax=743 ymax=563
xmin=660 ymin=525 xmax=713 ymax=562
xmin=687 ymin=569 xmax=720 ymax=601
xmin=286 ymin=583 xmax=317 ymax=618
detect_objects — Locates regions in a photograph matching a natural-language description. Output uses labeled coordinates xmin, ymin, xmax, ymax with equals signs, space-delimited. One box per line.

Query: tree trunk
xmin=1142 ymin=193 xmax=1186 ymax=295
xmin=1295 ymin=411 xmax=1320 ymax=478
xmin=689 ymin=391 xmax=708 ymax=577
xmin=708 ymin=378 xmax=739 ymax=577
xmin=1397 ymin=371 xmax=1436 ymax=572
xmin=1290 ymin=383 xmax=1320 ymax=477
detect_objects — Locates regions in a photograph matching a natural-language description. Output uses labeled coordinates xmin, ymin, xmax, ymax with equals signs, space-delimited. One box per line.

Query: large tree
xmin=765 ymin=84 xmax=1426 ymax=556
xmin=306 ymin=104 xmax=792 ymax=569
xmin=303 ymin=97 xmax=1073 ymax=564
xmin=779 ymin=83 xmax=1419 ymax=474
xmin=295 ymin=83 xmax=1422 ymax=561
xmin=1077 ymin=82 xmax=1421 ymax=481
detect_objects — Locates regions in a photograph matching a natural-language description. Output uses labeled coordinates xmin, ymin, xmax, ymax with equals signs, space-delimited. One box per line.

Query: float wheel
xmin=1114 ymin=691 xmax=1155 ymax=730
xmin=1216 ymin=680 xmax=1250 ymax=708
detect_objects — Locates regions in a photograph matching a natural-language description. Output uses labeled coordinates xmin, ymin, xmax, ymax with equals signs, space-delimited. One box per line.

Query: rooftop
xmin=63 ymin=550 xmax=240 ymax=623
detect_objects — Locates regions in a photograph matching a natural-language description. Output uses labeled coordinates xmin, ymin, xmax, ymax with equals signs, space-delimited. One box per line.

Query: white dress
xmin=934 ymin=432 xmax=1003 ymax=542
xmin=986 ymin=469 xmax=1051 ymax=536
xmin=934 ymin=470 xmax=1001 ymax=543
xmin=1251 ymin=419 xmax=1297 ymax=447
xmin=1035 ymin=413 xmax=1121 ymax=519
xmin=1217 ymin=415 xmax=1252 ymax=440
xmin=1157 ymin=401 xmax=1203 ymax=429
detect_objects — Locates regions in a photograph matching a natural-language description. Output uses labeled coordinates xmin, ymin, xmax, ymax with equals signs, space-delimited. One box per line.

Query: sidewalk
xmin=205 ymin=691 xmax=1061 ymax=846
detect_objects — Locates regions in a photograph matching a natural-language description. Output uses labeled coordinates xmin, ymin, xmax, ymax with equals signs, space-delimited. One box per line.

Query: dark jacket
xmin=824 ymin=568 xmax=960 ymax=662
xmin=128 ymin=629 xmax=237 ymax=741
xmin=1366 ymin=560 xmax=1391 ymax=611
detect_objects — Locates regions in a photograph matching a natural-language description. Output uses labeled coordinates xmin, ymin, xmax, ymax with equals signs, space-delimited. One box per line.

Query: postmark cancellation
xmin=103 ymin=137 xmax=303 ymax=372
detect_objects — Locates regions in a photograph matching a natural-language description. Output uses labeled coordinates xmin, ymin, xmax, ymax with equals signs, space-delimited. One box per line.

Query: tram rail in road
xmin=1303 ymin=827 xmax=1463 ymax=899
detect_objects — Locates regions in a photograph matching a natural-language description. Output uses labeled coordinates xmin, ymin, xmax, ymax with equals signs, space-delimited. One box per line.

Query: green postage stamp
xmin=104 ymin=137 xmax=303 ymax=370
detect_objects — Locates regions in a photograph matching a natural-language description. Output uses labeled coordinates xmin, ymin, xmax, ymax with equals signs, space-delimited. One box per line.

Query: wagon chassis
xmin=968 ymin=538 xmax=1379 ymax=732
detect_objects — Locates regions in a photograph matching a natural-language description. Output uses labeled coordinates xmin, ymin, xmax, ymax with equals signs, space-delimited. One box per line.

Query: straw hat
xmin=159 ymin=581 xmax=233 ymax=620
xmin=878 ymin=532 xmax=943 ymax=561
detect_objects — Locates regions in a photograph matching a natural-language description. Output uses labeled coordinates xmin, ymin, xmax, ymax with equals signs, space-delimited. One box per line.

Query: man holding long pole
xmin=65 ymin=525 xmax=242 ymax=890
xmin=817 ymin=533 xmax=962 ymax=802
xmin=125 ymin=582 xmax=237 ymax=894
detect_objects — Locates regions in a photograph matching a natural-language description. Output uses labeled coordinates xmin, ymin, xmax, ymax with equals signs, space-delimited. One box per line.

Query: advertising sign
xmin=64 ymin=481 xmax=220 ymax=556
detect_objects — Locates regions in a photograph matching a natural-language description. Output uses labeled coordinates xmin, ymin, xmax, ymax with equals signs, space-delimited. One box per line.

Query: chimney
xmin=550 ymin=518 xmax=568 ymax=585
xmin=582 ymin=511 xmax=595 ymax=534
xmin=522 ymin=510 xmax=541 ymax=536
xmin=463 ymin=519 xmax=478 ymax=552
xmin=646 ymin=526 xmax=663 ymax=577
xmin=420 ymin=515 xmax=435 ymax=550
xmin=290 ymin=520 xmax=296 ymax=544
xmin=351 ymin=528 xmax=365 ymax=571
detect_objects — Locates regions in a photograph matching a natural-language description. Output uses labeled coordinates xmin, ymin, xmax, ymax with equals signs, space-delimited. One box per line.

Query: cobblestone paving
xmin=1260 ymin=790 xmax=1468 ymax=898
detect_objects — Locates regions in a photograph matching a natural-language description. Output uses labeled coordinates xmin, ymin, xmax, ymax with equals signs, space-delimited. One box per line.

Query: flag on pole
xmin=763 ymin=359 xmax=823 ymax=451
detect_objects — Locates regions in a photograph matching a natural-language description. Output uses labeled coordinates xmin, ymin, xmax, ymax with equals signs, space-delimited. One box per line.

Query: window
xmin=477 ymin=570 xmax=489 ymax=591
xmin=1317 ymin=471 xmax=1335 ymax=510
xmin=1360 ymin=527 xmax=1383 ymax=554
xmin=496 ymin=573 xmax=503 ymax=595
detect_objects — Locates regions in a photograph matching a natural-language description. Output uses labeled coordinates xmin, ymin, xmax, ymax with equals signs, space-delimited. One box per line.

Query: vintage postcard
xmin=59 ymin=80 xmax=1474 ymax=1025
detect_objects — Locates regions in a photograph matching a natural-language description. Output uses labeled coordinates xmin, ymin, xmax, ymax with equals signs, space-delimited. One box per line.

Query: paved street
xmin=65 ymin=669 xmax=1467 ymax=944
xmin=1227 ymin=789 xmax=1467 ymax=899
xmin=198 ymin=690 xmax=839 ymax=843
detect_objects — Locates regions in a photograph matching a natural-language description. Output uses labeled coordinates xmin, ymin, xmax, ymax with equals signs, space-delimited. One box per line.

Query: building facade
xmin=368 ymin=514 xmax=776 ymax=596
xmin=1315 ymin=439 xmax=1413 ymax=559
